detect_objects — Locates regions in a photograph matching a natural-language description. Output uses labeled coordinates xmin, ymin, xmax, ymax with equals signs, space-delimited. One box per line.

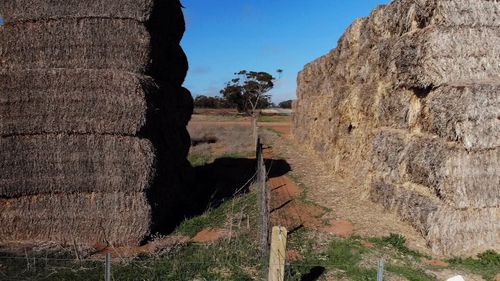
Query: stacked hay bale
xmin=293 ymin=0 xmax=499 ymax=255
xmin=0 ymin=0 xmax=193 ymax=246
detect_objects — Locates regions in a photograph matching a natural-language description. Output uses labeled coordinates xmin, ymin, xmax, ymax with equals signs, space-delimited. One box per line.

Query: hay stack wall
xmin=293 ymin=0 xmax=499 ymax=255
xmin=0 ymin=0 xmax=194 ymax=246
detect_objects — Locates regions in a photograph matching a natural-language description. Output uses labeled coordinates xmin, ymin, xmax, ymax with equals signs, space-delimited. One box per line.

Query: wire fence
xmin=0 ymin=132 xmax=390 ymax=281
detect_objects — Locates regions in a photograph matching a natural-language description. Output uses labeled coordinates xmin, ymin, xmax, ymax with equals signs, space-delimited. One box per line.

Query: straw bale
xmin=422 ymin=83 xmax=500 ymax=150
xmin=0 ymin=69 xmax=160 ymax=135
xmin=370 ymin=181 xmax=500 ymax=255
xmin=370 ymin=181 xmax=439 ymax=235
xmin=392 ymin=26 xmax=500 ymax=89
xmin=0 ymin=135 xmax=155 ymax=197
xmin=0 ymin=18 xmax=151 ymax=72
xmin=0 ymin=192 xmax=151 ymax=246
xmin=406 ymin=138 xmax=499 ymax=209
xmin=371 ymin=130 xmax=406 ymax=183
xmin=0 ymin=0 xmax=154 ymax=23
xmin=427 ymin=206 xmax=500 ymax=255
xmin=364 ymin=0 xmax=500 ymax=40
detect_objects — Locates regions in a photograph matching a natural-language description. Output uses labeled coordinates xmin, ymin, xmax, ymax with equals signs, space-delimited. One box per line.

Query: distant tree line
xmin=194 ymin=70 xmax=293 ymax=112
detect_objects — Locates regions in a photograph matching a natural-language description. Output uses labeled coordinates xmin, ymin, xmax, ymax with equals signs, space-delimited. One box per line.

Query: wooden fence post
xmin=268 ymin=226 xmax=287 ymax=281
xmin=257 ymin=138 xmax=270 ymax=258
xmin=104 ymin=253 xmax=111 ymax=281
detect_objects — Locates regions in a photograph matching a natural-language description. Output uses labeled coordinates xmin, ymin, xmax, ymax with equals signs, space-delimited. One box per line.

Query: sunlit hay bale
xmin=0 ymin=135 xmax=155 ymax=197
xmin=0 ymin=192 xmax=151 ymax=246
xmin=0 ymin=0 xmax=154 ymax=23
xmin=391 ymin=26 xmax=500 ymax=89
xmin=364 ymin=0 xmax=500 ymax=40
xmin=0 ymin=18 xmax=151 ymax=72
xmin=0 ymin=69 xmax=161 ymax=135
xmin=427 ymin=206 xmax=500 ymax=256
xmin=406 ymin=137 xmax=499 ymax=209
xmin=422 ymin=83 xmax=500 ymax=150
xmin=370 ymin=181 xmax=500 ymax=255
xmin=371 ymin=130 xmax=407 ymax=183
xmin=370 ymin=181 xmax=439 ymax=235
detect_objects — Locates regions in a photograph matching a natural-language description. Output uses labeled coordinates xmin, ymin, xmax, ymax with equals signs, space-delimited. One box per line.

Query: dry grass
xmin=188 ymin=122 xmax=255 ymax=159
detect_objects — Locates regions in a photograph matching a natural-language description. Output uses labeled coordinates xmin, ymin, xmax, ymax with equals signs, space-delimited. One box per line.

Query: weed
xmin=448 ymin=250 xmax=500 ymax=280
xmin=369 ymin=233 xmax=426 ymax=258
xmin=386 ymin=264 xmax=437 ymax=281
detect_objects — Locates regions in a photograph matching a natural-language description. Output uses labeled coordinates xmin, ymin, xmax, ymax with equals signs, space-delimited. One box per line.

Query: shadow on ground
xmin=300 ymin=266 xmax=325 ymax=281
xmin=190 ymin=157 xmax=291 ymax=213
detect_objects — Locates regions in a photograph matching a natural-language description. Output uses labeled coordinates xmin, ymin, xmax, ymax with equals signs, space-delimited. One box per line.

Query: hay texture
xmin=0 ymin=69 xmax=158 ymax=135
xmin=0 ymin=135 xmax=155 ymax=197
xmin=294 ymin=0 xmax=499 ymax=255
xmin=0 ymin=192 xmax=151 ymax=246
xmin=370 ymin=182 xmax=499 ymax=256
xmin=0 ymin=0 xmax=154 ymax=23
xmin=0 ymin=0 xmax=194 ymax=248
xmin=0 ymin=18 xmax=151 ymax=72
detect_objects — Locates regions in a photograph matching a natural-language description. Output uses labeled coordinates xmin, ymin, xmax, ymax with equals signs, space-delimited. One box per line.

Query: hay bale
xmin=0 ymin=135 xmax=155 ymax=197
xmin=0 ymin=69 xmax=160 ymax=135
xmin=427 ymin=207 xmax=500 ymax=255
xmin=406 ymin=137 xmax=499 ymax=209
xmin=370 ymin=181 xmax=500 ymax=255
xmin=422 ymin=83 xmax=500 ymax=150
xmin=294 ymin=0 xmax=500 ymax=255
xmin=0 ymin=192 xmax=151 ymax=246
xmin=0 ymin=0 xmax=154 ymax=23
xmin=392 ymin=26 xmax=500 ymax=88
xmin=370 ymin=181 xmax=439 ymax=235
xmin=371 ymin=130 xmax=407 ymax=183
xmin=0 ymin=18 xmax=151 ymax=72
xmin=365 ymin=0 xmax=500 ymax=39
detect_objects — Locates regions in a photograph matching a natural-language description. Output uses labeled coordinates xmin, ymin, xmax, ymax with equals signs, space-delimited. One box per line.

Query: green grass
xmin=176 ymin=192 xmax=257 ymax=237
xmin=188 ymin=153 xmax=212 ymax=167
xmin=0 ymin=191 xmax=262 ymax=281
xmin=447 ymin=250 xmax=500 ymax=281
xmin=369 ymin=233 xmax=428 ymax=258
xmin=263 ymin=127 xmax=282 ymax=137
xmin=257 ymin=115 xmax=290 ymax=123
xmin=386 ymin=264 xmax=437 ymax=281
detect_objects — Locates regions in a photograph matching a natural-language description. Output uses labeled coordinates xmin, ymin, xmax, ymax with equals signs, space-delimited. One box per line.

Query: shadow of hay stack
xmin=0 ymin=0 xmax=195 ymax=247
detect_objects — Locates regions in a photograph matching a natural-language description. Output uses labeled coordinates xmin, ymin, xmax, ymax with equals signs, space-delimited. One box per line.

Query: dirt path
xmin=260 ymin=125 xmax=431 ymax=254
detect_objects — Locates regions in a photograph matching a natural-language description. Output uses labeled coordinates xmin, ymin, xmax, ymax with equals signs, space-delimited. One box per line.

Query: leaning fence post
xmin=257 ymin=138 xmax=270 ymax=257
xmin=377 ymin=259 xmax=384 ymax=281
xmin=268 ymin=226 xmax=288 ymax=281
xmin=104 ymin=253 xmax=111 ymax=281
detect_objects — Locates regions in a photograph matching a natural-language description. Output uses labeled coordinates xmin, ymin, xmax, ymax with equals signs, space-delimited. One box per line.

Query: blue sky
xmin=181 ymin=0 xmax=390 ymax=103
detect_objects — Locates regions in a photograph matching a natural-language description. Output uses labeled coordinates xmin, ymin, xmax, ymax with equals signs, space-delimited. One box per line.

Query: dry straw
xmin=0 ymin=69 xmax=160 ymax=135
xmin=0 ymin=0 xmax=154 ymax=23
xmin=0 ymin=134 xmax=155 ymax=197
xmin=0 ymin=192 xmax=151 ymax=246
xmin=0 ymin=18 xmax=151 ymax=72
